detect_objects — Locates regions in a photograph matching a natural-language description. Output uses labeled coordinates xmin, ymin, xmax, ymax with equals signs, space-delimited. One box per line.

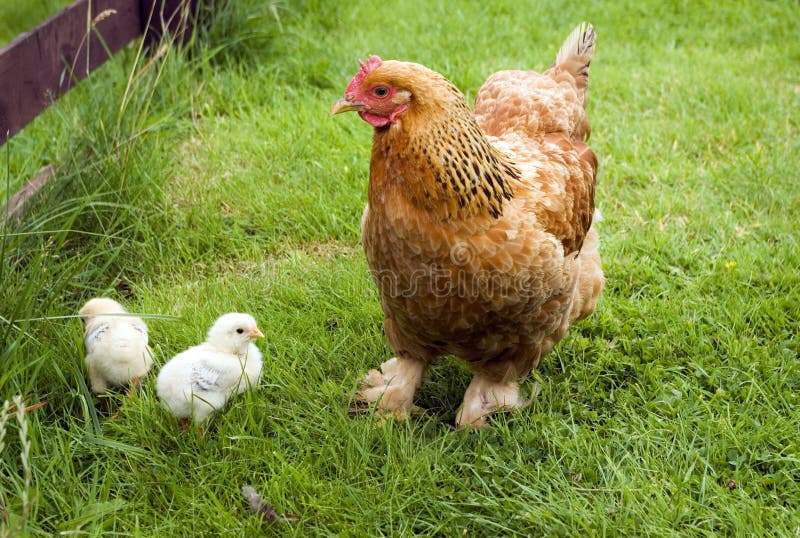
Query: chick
xmin=78 ymin=297 xmax=153 ymax=394
xmin=156 ymin=313 xmax=264 ymax=425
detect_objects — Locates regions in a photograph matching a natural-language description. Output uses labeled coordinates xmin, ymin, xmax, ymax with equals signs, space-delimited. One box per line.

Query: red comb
xmin=359 ymin=55 xmax=383 ymax=74
xmin=346 ymin=55 xmax=383 ymax=95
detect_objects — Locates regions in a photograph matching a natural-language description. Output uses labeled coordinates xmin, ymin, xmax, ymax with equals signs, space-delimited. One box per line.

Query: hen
xmin=331 ymin=23 xmax=604 ymax=428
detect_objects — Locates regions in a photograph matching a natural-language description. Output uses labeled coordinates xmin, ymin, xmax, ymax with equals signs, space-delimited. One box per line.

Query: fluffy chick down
xmin=79 ymin=297 xmax=153 ymax=394
xmin=156 ymin=313 xmax=264 ymax=423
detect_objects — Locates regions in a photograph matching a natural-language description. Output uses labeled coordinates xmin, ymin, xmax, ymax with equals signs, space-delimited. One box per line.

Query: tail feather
xmin=553 ymin=22 xmax=595 ymax=106
xmin=555 ymin=22 xmax=595 ymax=67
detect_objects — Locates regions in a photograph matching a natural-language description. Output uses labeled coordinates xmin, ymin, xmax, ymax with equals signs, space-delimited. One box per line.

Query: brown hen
xmin=331 ymin=23 xmax=604 ymax=428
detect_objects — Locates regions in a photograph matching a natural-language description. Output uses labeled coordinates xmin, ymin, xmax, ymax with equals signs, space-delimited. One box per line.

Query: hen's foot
xmin=355 ymin=357 xmax=426 ymax=419
xmin=456 ymin=374 xmax=528 ymax=430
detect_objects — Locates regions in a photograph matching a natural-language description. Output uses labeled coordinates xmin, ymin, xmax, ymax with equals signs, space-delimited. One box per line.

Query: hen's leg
xmin=570 ymin=225 xmax=604 ymax=323
xmin=456 ymin=373 xmax=525 ymax=429
xmin=356 ymin=357 xmax=426 ymax=419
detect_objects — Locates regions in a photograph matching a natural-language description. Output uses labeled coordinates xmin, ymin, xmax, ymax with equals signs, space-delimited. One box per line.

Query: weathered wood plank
xmin=0 ymin=0 xmax=142 ymax=145
xmin=2 ymin=165 xmax=56 ymax=226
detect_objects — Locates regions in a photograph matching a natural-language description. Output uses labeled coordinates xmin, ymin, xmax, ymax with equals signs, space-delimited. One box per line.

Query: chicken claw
xmin=456 ymin=374 xmax=528 ymax=429
xmin=355 ymin=357 xmax=426 ymax=419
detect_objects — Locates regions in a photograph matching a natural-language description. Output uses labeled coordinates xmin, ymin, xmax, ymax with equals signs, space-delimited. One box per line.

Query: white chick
xmin=78 ymin=297 xmax=153 ymax=394
xmin=156 ymin=313 xmax=264 ymax=425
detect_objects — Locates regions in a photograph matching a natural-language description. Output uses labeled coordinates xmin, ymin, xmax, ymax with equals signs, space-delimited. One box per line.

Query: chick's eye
xmin=373 ymin=86 xmax=389 ymax=98
xmin=236 ymin=328 xmax=244 ymax=334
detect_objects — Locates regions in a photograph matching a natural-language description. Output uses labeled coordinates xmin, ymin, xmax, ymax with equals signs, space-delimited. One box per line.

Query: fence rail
xmin=0 ymin=0 xmax=197 ymax=145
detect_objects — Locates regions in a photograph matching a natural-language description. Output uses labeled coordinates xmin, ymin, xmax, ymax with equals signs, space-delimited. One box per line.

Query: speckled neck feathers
xmin=369 ymin=76 xmax=520 ymax=221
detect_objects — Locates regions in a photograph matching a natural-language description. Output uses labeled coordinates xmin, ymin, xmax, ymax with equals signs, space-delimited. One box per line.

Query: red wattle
xmin=360 ymin=111 xmax=391 ymax=128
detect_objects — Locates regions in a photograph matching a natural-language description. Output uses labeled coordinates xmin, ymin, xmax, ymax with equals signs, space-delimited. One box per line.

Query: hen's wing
xmin=474 ymin=23 xmax=597 ymax=254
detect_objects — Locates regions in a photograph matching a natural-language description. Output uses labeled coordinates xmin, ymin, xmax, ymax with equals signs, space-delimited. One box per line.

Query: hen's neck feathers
xmin=369 ymin=69 xmax=519 ymax=222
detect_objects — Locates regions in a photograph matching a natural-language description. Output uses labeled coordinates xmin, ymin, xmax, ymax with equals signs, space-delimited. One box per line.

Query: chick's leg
xmin=125 ymin=376 xmax=143 ymax=397
xmin=456 ymin=373 xmax=525 ymax=429
xmin=356 ymin=357 xmax=426 ymax=419
xmin=87 ymin=364 xmax=107 ymax=395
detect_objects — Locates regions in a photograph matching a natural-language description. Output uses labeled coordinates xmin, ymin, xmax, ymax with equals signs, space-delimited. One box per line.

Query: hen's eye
xmin=236 ymin=328 xmax=244 ymax=334
xmin=373 ymin=86 xmax=389 ymax=98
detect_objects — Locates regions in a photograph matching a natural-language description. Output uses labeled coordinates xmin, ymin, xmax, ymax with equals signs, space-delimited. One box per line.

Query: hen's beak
xmin=249 ymin=327 xmax=265 ymax=339
xmin=330 ymin=98 xmax=363 ymax=116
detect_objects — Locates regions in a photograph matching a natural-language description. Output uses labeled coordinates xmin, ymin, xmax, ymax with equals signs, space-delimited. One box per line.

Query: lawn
xmin=1 ymin=0 xmax=799 ymax=536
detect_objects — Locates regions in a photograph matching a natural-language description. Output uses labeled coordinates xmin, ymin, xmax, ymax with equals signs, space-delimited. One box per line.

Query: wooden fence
xmin=0 ymin=0 xmax=199 ymax=145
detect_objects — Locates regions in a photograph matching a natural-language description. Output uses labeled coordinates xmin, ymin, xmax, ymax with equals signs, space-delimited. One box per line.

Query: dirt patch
xmin=168 ymin=134 xmax=240 ymax=212
xmin=295 ymin=240 xmax=360 ymax=260
xmin=211 ymin=240 xmax=362 ymax=276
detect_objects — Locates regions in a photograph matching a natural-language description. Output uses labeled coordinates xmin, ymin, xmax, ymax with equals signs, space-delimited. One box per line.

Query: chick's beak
xmin=249 ymin=327 xmax=264 ymax=339
xmin=330 ymin=97 xmax=363 ymax=116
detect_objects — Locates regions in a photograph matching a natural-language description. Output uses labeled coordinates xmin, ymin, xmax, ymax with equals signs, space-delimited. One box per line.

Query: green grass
xmin=1 ymin=0 xmax=799 ymax=535
xmin=0 ymin=0 xmax=73 ymax=45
